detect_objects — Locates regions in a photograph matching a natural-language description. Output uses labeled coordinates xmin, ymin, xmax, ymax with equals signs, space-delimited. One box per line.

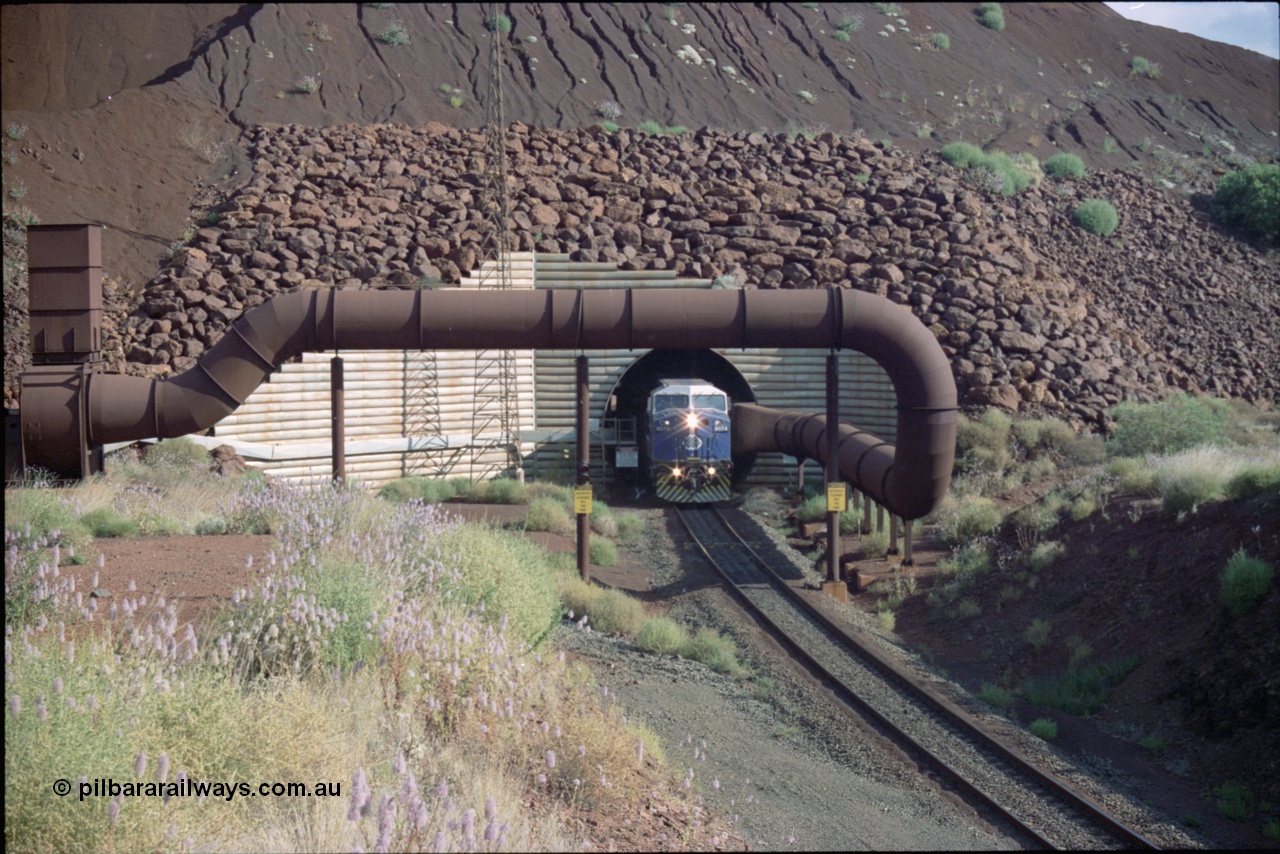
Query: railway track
xmin=674 ymin=504 xmax=1160 ymax=851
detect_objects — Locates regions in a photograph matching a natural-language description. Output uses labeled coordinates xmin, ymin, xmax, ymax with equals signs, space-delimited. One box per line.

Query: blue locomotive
xmin=647 ymin=379 xmax=732 ymax=502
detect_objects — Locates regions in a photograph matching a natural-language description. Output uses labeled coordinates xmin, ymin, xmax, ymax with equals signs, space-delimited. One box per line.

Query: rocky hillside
xmin=2 ymin=3 xmax=1278 ymax=420
xmin=28 ymin=121 xmax=1273 ymax=428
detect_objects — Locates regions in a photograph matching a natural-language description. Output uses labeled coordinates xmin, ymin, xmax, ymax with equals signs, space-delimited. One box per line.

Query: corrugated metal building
xmin=205 ymin=254 xmax=898 ymax=489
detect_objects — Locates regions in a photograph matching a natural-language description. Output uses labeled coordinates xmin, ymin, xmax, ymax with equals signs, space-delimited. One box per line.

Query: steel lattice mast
xmin=470 ymin=4 xmax=522 ymax=480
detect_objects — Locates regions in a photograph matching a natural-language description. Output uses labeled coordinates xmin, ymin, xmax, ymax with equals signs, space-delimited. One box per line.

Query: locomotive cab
xmin=647 ymin=379 xmax=733 ymax=503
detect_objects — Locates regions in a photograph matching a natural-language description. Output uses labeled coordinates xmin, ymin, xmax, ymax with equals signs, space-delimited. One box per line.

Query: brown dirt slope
xmin=2 ymin=3 xmax=1276 ymax=288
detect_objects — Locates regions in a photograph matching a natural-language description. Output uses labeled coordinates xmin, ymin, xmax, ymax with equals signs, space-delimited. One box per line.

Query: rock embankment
xmin=90 ymin=124 xmax=1280 ymax=424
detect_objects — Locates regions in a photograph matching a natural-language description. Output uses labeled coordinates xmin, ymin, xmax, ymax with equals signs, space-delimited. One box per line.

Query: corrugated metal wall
xmin=210 ymin=254 xmax=897 ymax=488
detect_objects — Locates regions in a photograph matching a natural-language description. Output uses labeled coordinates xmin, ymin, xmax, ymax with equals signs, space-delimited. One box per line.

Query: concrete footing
xmin=821 ymin=580 xmax=849 ymax=603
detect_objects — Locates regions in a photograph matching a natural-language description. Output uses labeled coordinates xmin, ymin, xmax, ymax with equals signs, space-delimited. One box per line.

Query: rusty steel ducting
xmin=21 ymin=287 xmax=956 ymax=517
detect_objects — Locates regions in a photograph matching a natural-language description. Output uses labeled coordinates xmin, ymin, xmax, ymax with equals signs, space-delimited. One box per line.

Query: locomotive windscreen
xmin=694 ymin=394 xmax=727 ymax=411
xmin=653 ymin=393 xmax=688 ymax=410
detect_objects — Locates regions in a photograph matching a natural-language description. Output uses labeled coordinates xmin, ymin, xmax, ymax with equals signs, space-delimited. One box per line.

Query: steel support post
xmin=576 ymin=355 xmax=590 ymax=582
xmin=889 ymin=514 xmax=900 ymax=555
xmin=826 ymin=354 xmax=840 ymax=583
xmin=331 ymin=356 xmax=345 ymax=486
xmin=863 ymin=492 xmax=872 ymax=535
xmin=903 ymin=518 xmax=914 ymax=566
xmin=877 ymin=503 xmax=885 ymax=533
xmin=823 ymin=353 xmax=847 ymax=602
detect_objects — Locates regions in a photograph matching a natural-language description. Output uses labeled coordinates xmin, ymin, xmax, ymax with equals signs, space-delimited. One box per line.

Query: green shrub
xmin=527 ymin=481 xmax=574 ymax=503
xmin=1029 ymin=718 xmax=1058 ymax=741
xmin=978 ymin=682 xmax=1014 ymax=708
xmin=589 ymin=500 xmax=615 ymax=534
xmin=615 ymin=512 xmax=646 ymax=543
xmin=79 ymin=507 xmax=138 ymax=538
xmin=839 ymin=505 xmax=863 ymax=535
xmin=1028 ymin=540 xmax=1065 ymax=572
xmin=486 ymin=14 xmax=512 ymax=33
xmin=590 ymin=587 xmax=646 ymax=636
xmin=937 ymin=496 xmax=1003 ymax=546
xmin=978 ymin=3 xmax=1005 ymax=31
xmin=378 ymin=477 xmax=458 ymax=504
xmin=1211 ymin=164 xmax=1280 ymax=243
xmin=1072 ymin=199 xmax=1119 ymax=236
xmin=680 ymin=627 xmax=745 ymax=676
xmin=589 ymin=537 xmax=618 ymax=567
xmin=1106 ymin=458 xmax=1155 ymax=494
xmin=956 ymin=409 xmax=1013 ymax=473
xmin=796 ymin=493 xmax=829 ymax=524
xmin=4 ymin=489 xmax=91 ymax=553
xmin=1022 ymin=656 xmax=1138 ymax=715
xmin=1139 ymin=733 xmax=1168 ymax=755
xmin=1219 ymin=549 xmax=1274 ymax=617
xmin=942 ymin=144 xmax=1039 ymax=195
xmin=308 ymin=555 xmax=380 ymax=672
xmin=194 ymin=515 xmax=229 ymax=535
xmin=559 ymin=578 xmax=646 ymax=636
xmin=636 ymin=617 xmax=687 ymax=656
xmin=1153 ymin=461 xmax=1226 ymax=512
xmin=524 ymin=496 xmax=573 ymax=536
xmin=1043 ymin=152 xmax=1085 ymax=179
xmin=1214 ymin=781 xmax=1254 ymax=822
xmin=597 ymin=120 xmax=620 ymax=133
xmin=836 ymin=13 xmax=863 ymax=34
xmin=937 ymin=540 xmax=992 ymax=578
xmin=377 ymin=20 xmax=410 ymax=45
xmin=832 ymin=29 xmax=851 ymax=43
xmin=1224 ymin=464 xmax=1280 ymax=500
xmin=931 ymin=33 xmax=950 ymax=50
xmin=941 ymin=141 xmax=985 ymax=169
xmin=486 ymin=477 xmax=528 ymax=505
xmin=860 ymin=528 xmax=890 ymax=559
xmin=1025 ymin=618 xmax=1052 ymax=650
xmin=1107 ymin=394 xmax=1231 ymax=457
xmin=1129 ymin=56 xmax=1151 ymax=76
xmin=429 ymin=525 xmax=561 ymax=648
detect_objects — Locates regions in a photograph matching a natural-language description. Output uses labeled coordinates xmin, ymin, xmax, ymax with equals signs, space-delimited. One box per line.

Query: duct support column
xmin=576 ymin=355 xmax=591 ymax=582
xmin=331 ymin=356 xmax=345 ymax=486
xmin=903 ymin=519 xmax=914 ymax=566
xmin=823 ymin=353 xmax=848 ymax=603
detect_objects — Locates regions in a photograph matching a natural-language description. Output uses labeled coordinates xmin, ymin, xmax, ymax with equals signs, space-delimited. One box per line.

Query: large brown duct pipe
xmin=23 ymin=287 xmax=956 ymax=517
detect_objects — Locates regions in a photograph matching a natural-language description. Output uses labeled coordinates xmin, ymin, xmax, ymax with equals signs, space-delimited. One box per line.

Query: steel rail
xmin=673 ymin=504 xmax=1160 ymax=851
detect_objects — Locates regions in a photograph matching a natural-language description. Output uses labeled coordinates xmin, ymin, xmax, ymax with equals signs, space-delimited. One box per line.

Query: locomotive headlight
xmin=685 ymin=412 xmax=698 ymax=430
xmin=707 ymin=467 xmax=717 ymax=477
xmin=671 ymin=466 xmax=682 ymax=479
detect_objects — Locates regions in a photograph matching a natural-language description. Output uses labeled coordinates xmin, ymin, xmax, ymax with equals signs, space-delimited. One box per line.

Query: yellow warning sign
xmin=574 ymin=486 xmax=593 ymax=515
xmin=826 ymin=483 xmax=847 ymax=513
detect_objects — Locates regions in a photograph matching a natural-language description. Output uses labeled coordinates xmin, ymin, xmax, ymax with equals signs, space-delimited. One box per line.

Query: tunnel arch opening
xmin=604 ymin=348 xmax=757 ymax=491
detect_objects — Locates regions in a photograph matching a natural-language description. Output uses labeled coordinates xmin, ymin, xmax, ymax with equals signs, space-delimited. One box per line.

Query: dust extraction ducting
xmin=20 ymin=256 xmax=956 ymax=518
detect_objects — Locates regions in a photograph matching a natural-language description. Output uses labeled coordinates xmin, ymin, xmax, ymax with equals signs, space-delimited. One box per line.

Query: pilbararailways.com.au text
xmin=64 ymin=777 xmax=341 ymax=803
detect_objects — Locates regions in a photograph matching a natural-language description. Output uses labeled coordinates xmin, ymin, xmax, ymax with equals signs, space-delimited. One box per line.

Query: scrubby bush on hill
xmin=978 ymin=2 xmax=1005 ymax=30
xmin=1211 ymin=163 xmax=1280 ymax=244
xmin=1107 ymin=393 xmax=1231 ymax=457
xmin=1220 ymin=549 xmax=1274 ymax=617
xmin=940 ymin=142 xmax=1038 ymax=195
xmin=1072 ymin=199 xmax=1119 ymax=235
xmin=1043 ymin=152 xmax=1085 ymax=179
